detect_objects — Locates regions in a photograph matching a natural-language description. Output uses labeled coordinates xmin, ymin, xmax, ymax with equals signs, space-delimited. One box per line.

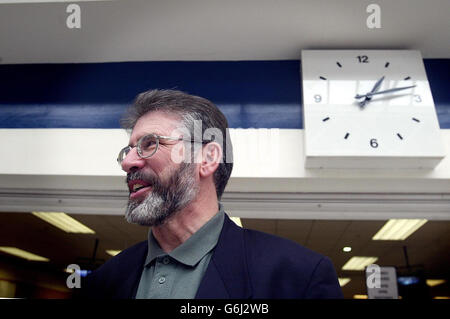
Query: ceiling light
xmin=433 ymin=296 xmax=450 ymax=299
xmin=353 ymin=294 xmax=368 ymax=299
xmin=338 ymin=278 xmax=351 ymax=287
xmin=426 ymin=279 xmax=446 ymax=287
xmin=342 ymin=256 xmax=378 ymax=271
xmin=0 ymin=247 xmax=49 ymax=262
xmin=106 ymin=250 xmax=121 ymax=257
xmin=372 ymin=219 xmax=427 ymax=240
xmin=32 ymin=212 xmax=95 ymax=234
xmin=343 ymin=246 xmax=352 ymax=252
xmin=229 ymin=217 xmax=242 ymax=227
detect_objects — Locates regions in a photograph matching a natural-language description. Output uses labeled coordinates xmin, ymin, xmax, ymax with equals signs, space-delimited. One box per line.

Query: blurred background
xmin=0 ymin=211 xmax=449 ymax=299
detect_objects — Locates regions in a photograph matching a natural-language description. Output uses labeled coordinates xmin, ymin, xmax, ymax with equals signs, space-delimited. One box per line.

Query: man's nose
xmin=121 ymin=148 xmax=145 ymax=173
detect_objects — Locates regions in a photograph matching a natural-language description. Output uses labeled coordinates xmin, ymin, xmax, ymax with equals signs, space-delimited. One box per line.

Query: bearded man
xmin=80 ymin=89 xmax=343 ymax=299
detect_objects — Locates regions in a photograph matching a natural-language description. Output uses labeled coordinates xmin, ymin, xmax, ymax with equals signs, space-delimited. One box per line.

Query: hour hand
xmin=357 ymin=76 xmax=385 ymax=107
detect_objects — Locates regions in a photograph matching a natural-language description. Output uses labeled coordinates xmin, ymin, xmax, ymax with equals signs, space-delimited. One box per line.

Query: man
xmin=80 ymin=89 xmax=343 ymax=299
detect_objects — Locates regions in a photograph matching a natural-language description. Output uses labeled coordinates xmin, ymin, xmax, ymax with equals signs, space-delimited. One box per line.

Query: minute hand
xmin=355 ymin=85 xmax=416 ymax=99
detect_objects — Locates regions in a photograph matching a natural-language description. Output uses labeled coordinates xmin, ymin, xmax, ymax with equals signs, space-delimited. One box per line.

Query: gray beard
xmin=124 ymin=163 xmax=199 ymax=226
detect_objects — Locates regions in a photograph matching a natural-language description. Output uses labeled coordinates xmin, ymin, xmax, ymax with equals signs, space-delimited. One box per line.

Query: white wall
xmin=0 ymin=128 xmax=449 ymax=220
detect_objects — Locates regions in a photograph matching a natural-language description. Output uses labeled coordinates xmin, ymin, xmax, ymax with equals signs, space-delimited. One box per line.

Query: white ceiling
xmin=0 ymin=0 xmax=449 ymax=64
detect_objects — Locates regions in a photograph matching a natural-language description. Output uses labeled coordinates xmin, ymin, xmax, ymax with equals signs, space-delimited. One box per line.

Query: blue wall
xmin=1 ymin=60 xmax=449 ymax=128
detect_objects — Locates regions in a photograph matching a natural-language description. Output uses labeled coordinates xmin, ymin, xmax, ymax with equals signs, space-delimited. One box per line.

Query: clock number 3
xmin=370 ymin=139 xmax=379 ymax=148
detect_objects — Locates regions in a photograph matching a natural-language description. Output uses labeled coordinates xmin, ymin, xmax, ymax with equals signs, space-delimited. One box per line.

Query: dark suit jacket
xmin=79 ymin=214 xmax=343 ymax=299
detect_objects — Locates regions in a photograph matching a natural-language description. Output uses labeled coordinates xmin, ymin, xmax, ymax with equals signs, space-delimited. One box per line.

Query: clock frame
xmin=301 ymin=50 xmax=446 ymax=169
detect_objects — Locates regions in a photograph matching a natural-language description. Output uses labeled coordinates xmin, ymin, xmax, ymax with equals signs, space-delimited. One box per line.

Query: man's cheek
xmin=170 ymin=142 xmax=187 ymax=164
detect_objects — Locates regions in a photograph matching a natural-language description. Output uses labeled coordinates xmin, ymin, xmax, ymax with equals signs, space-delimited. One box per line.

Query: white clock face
xmin=301 ymin=50 xmax=444 ymax=167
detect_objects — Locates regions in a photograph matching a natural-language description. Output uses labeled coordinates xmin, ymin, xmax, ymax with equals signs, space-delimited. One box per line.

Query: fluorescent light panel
xmin=426 ymin=279 xmax=446 ymax=287
xmin=353 ymin=294 xmax=368 ymax=299
xmin=106 ymin=250 xmax=121 ymax=257
xmin=372 ymin=219 xmax=427 ymax=241
xmin=338 ymin=278 xmax=351 ymax=287
xmin=0 ymin=247 xmax=49 ymax=262
xmin=342 ymin=256 xmax=378 ymax=271
xmin=32 ymin=212 xmax=95 ymax=234
xmin=229 ymin=217 xmax=242 ymax=227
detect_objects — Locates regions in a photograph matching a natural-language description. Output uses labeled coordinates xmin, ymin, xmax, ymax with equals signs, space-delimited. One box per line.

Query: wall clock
xmin=301 ymin=50 xmax=446 ymax=169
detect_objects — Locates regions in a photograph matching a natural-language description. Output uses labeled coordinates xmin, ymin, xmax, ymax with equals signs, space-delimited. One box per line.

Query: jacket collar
xmin=195 ymin=213 xmax=252 ymax=299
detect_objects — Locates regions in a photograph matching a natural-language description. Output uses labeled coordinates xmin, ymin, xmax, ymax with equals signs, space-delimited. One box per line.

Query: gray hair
xmin=120 ymin=89 xmax=233 ymax=199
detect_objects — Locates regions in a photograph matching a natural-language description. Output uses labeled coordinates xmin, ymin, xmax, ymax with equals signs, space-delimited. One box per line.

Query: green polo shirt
xmin=135 ymin=207 xmax=225 ymax=299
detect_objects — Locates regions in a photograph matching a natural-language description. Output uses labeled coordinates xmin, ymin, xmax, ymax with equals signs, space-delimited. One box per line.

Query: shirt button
xmin=163 ymin=257 xmax=170 ymax=264
xmin=158 ymin=277 xmax=166 ymax=284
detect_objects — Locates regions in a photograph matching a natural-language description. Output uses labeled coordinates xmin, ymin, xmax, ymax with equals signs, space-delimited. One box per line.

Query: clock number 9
xmin=370 ymin=139 xmax=379 ymax=148
xmin=314 ymin=94 xmax=322 ymax=103
xmin=357 ymin=55 xmax=369 ymax=63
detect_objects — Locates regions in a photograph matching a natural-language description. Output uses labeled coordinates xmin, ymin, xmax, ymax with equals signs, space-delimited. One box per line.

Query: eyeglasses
xmin=117 ymin=133 xmax=211 ymax=164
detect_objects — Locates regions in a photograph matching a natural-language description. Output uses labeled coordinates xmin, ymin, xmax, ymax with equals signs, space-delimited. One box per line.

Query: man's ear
xmin=199 ymin=142 xmax=222 ymax=178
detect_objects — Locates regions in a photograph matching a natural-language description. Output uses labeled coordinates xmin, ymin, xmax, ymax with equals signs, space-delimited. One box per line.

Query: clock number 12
xmin=357 ymin=55 xmax=369 ymax=63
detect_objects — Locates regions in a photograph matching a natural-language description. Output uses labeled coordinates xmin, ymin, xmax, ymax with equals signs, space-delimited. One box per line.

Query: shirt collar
xmin=144 ymin=204 xmax=225 ymax=267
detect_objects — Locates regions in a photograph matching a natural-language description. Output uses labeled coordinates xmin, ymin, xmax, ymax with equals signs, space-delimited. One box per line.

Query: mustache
xmin=125 ymin=170 xmax=170 ymax=201
xmin=126 ymin=171 xmax=159 ymax=185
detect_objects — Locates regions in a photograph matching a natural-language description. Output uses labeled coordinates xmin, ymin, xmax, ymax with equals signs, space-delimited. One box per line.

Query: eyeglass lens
xmin=138 ymin=134 xmax=158 ymax=157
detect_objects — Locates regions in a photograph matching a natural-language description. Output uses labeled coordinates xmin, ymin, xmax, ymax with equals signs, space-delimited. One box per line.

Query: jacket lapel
xmin=196 ymin=214 xmax=252 ymax=299
xmin=117 ymin=241 xmax=147 ymax=299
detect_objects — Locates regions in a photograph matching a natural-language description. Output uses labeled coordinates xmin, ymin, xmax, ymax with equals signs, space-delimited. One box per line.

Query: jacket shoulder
xmin=242 ymin=228 xmax=343 ymax=298
xmin=243 ymin=227 xmax=323 ymax=263
xmin=77 ymin=240 xmax=147 ymax=298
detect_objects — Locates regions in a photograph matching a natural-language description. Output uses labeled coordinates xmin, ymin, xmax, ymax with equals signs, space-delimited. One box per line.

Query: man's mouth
xmin=132 ymin=183 xmax=147 ymax=192
xmin=128 ymin=180 xmax=152 ymax=199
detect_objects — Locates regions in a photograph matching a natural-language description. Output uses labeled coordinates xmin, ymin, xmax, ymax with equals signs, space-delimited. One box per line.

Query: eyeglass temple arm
xmin=160 ymin=135 xmax=213 ymax=144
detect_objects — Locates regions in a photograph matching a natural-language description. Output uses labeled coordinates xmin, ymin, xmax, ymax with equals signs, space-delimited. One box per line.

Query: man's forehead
xmin=129 ymin=111 xmax=183 ymax=141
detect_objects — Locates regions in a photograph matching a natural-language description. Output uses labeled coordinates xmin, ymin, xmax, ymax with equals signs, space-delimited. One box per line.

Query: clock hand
xmin=370 ymin=76 xmax=385 ymax=94
xmin=355 ymin=85 xmax=416 ymax=99
xmin=359 ymin=76 xmax=385 ymax=107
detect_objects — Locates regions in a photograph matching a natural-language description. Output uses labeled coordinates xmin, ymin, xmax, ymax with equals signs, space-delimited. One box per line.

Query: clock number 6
xmin=314 ymin=94 xmax=322 ymax=103
xmin=370 ymin=139 xmax=379 ymax=148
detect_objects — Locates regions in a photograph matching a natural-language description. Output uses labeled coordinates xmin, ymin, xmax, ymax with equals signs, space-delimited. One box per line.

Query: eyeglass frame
xmin=117 ymin=133 xmax=212 ymax=165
